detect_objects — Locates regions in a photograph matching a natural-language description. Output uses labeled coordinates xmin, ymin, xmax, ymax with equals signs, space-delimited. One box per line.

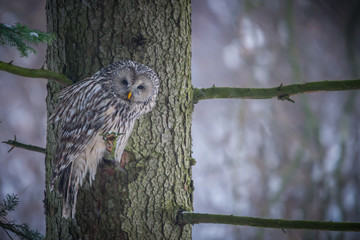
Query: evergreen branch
xmin=193 ymin=79 xmax=360 ymax=103
xmin=0 ymin=195 xmax=19 ymax=217
xmin=178 ymin=212 xmax=360 ymax=232
xmin=0 ymin=60 xmax=72 ymax=86
xmin=0 ymin=23 xmax=55 ymax=57
xmin=2 ymin=138 xmax=46 ymax=154
xmin=0 ymin=221 xmax=43 ymax=240
xmin=0 ymin=194 xmax=44 ymax=240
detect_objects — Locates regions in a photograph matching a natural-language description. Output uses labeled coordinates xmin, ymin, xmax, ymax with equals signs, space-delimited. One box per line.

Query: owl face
xmin=111 ymin=65 xmax=157 ymax=104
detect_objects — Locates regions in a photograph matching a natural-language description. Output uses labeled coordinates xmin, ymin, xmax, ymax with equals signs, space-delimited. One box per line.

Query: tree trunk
xmin=44 ymin=0 xmax=193 ymax=239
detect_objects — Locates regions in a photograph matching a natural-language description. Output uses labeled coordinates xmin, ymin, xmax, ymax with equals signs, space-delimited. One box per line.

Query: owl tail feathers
xmin=62 ymin=177 xmax=79 ymax=219
xmin=51 ymin=164 xmax=80 ymax=218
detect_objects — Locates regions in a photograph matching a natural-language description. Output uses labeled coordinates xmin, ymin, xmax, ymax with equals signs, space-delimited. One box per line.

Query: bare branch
xmin=178 ymin=212 xmax=360 ymax=232
xmin=0 ymin=60 xmax=72 ymax=86
xmin=193 ymin=79 xmax=360 ymax=103
xmin=2 ymin=139 xmax=46 ymax=154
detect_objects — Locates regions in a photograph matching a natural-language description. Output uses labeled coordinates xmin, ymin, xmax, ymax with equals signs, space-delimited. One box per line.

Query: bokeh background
xmin=1 ymin=0 xmax=360 ymax=239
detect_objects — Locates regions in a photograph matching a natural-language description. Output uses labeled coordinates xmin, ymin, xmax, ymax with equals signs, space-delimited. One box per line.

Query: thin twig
xmin=193 ymin=79 xmax=360 ymax=103
xmin=178 ymin=212 xmax=360 ymax=232
xmin=3 ymin=228 xmax=14 ymax=240
xmin=0 ymin=60 xmax=72 ymax=86
xmin=2 ymin=139 xmax=46 ymax=154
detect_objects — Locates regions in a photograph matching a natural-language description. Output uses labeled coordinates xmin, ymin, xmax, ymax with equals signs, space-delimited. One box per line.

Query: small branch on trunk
xmin=193 ymin=79 xmax=360 ymax=103
xmin=3 ymin=138 xmax=46 ymax=154
xmin=0 ymin=60 xmax=72 ymax=86
xmin=178 ymin=212 xmax=360 ymax=232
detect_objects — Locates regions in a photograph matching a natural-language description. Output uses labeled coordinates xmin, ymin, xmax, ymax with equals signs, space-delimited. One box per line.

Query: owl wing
xmin=49 ymin=78 xmax=106 ymax=186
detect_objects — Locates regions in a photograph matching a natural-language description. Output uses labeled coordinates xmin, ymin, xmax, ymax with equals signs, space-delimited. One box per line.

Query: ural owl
xmin=50 ymin=60 xmax=159 ymax=218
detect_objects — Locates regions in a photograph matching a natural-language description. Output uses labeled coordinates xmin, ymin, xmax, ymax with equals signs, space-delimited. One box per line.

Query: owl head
xmin=111 ymin=61 xmax=159 ymax=105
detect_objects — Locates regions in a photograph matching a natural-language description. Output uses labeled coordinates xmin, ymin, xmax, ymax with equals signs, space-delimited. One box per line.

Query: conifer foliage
xmin=0 ymin=23 xmax=54 ymax=57
xmin=0 ymin=194 xmax=43 ymax=240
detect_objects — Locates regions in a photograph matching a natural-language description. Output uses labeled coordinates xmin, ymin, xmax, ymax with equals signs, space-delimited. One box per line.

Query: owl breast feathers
xmin=49 ymin=60 xmax=159 ymax=218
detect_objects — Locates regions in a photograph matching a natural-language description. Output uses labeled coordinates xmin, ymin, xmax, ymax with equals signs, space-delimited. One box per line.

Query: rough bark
xmin=45 ymin=0 xmax=192 ymax=239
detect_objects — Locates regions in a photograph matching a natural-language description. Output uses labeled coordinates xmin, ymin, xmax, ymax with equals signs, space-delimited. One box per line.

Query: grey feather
xmin=49 ymin=60 xmax=159 ymax=218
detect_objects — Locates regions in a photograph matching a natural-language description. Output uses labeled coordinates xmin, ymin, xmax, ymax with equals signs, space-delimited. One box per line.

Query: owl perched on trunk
xmin=49 ymin=60 xmax=159 ymax=218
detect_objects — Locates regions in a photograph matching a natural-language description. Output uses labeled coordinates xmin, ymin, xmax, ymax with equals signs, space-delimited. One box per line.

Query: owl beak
xmin=127 ymin=91 xmax=132 ymax=99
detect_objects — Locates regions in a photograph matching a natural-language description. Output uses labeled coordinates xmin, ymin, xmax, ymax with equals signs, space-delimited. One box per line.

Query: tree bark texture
xmin=45 ymin=0 xmax=193 ymax=239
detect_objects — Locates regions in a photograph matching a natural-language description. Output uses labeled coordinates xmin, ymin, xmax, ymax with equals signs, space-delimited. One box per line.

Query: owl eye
xmin=137 ymin=85 xmax=144 ymax=90
xmin=122 ymin=79 xmax=128 ymax=85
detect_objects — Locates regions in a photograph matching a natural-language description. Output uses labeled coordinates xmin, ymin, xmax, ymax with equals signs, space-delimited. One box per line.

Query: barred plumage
xmin=49 ymin=60 xmax=159 ymax=218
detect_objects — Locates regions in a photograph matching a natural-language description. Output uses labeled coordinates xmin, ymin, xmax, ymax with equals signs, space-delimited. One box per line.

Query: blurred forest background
xmin=0 ymin=0 xmax=359 ymax=239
